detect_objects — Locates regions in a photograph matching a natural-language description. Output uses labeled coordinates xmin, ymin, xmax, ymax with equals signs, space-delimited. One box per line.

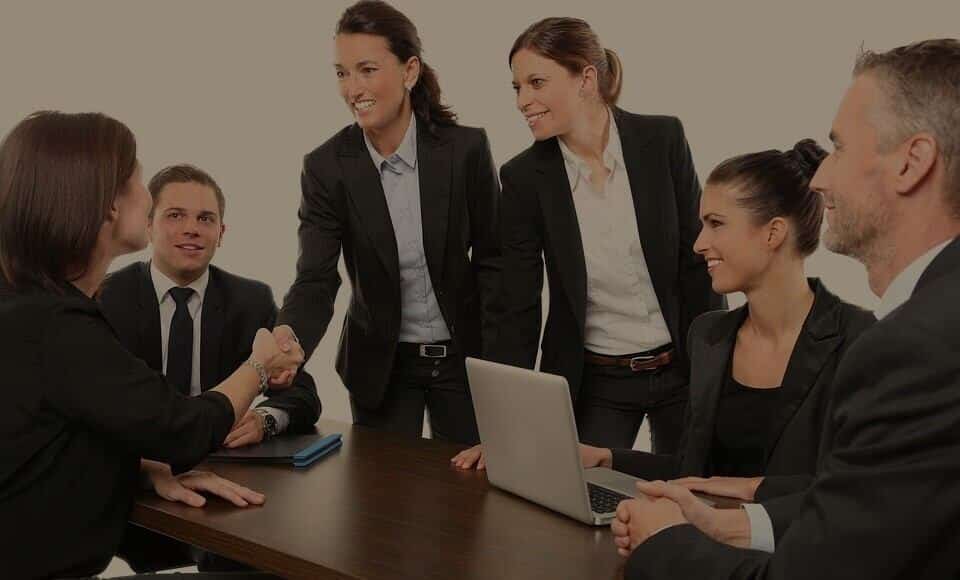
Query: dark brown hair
xmin=707 ymin=139 xmax=827 ymax=257
xmin=854 ymin=38 xmax=960 ymax=215
xmin=148 ymin=164 xmax=225 ymax=219
xmin=0 ymin=111 xmax=137 ymax=292
xmin=337 ymin=0 xmax=457 ymax=133
xmin=509 ymin=17 xmax=623 ymax=105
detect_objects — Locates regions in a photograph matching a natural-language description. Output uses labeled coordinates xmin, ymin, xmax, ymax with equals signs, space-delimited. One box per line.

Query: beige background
xmin=2 ymin=1 xmax=956 ymax=576
xmin=2 ymin=0 xmax=957 ymax=436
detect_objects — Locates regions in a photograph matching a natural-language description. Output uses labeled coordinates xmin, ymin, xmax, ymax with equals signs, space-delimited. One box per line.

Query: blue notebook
xmin=208 ymin=431 xmax=342 ymax=468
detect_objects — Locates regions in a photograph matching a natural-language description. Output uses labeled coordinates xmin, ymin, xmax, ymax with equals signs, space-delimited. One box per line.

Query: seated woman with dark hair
xmin=580 ymin=139 xmax=875 ymax=550
xmin=0 ymin=111 xmax=303 ymax=579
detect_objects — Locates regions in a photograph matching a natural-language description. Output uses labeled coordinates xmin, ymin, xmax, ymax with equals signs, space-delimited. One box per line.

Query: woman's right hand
xmin=252 ymin=328 xmax=304 ymax=389
xmin=580 ymin=443 xmax=614 ymax=469
xmin=451 ymin=444 xmax=486 ymax=470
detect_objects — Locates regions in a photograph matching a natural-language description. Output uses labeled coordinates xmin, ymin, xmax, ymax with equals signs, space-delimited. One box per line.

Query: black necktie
xmin=166 ymin=287 xmax=195 ymax=395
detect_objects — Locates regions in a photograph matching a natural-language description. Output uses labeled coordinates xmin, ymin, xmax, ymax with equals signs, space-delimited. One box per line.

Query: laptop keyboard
xmin=588 ymin=483 xmax=631 ymax=514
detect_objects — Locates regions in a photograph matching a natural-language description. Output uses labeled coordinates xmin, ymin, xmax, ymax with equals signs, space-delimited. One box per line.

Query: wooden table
xmin=131 ymin=419 xmax=627 ymax=579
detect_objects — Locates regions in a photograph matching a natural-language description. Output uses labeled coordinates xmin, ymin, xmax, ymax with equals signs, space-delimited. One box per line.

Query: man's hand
xmin=141 ymin=460 xmax=265 ymax=508
xmin=670 ymin=475 xmax=764 ymax=501
xmin=451 ymin=444 xmax=486 ymax=470
xmin=270 ymin=325 xmax=300 ymax=387
xmin=635 ymin=480 xmax=752 ymax=548
xmin=224 ymin=409 xmax=265 ymax=448
xmin=611 ymin=485 xmax=687 ymax=556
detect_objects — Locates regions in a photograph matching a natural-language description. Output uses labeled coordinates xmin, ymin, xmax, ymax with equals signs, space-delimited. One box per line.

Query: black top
xmin=610 ymin=278 xmax=876 ymax=531
xmin=0 ymin=282 xmax=235 ymax=579
xmin=710 ymin=367 xmax=781 ymax=478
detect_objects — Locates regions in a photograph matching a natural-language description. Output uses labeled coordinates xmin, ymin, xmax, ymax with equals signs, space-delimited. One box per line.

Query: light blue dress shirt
xmin=363 ymin=114 xmax=451 ymax=344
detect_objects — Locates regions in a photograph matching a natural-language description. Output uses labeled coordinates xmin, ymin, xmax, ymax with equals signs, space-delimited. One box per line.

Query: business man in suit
xmin=612 ymin=39 xmax=960 ymax=580
xmin=99 ymin=164 xmax=320 ymax=572
xmin=273 ymin=4 xmax=500 ymax=445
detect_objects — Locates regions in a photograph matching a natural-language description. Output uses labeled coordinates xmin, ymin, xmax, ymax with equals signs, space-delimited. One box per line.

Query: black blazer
xmin=612 ymin=279 xmax=874 ymax=489
xmin=626 ymin=237 xmax=960 ymax=580
xmin=490 ymin=109 xmax=725 ymax=400
xmin=0 ymin=283 xmax=234 ymax=579
xmin=277 ymin=118 xmax=500 ymax=410
xmin=99 ymin=262 xmax=321 ymax=431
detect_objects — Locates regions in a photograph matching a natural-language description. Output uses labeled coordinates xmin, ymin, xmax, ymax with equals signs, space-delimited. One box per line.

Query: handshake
xmin=250 ymin=325 xmax=307 ymax=390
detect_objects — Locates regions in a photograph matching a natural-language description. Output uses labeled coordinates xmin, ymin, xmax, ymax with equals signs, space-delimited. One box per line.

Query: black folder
xmin=207 ymin=430 xmax=342 ymax=468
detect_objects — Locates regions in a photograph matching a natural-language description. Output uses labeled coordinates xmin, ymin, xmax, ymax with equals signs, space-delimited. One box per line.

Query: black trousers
xmin=575 ymin=359 xmax=688 ymax=453
xmin=117 ymin=525 xmax=273 ymax=575
xmin=350 ymin=344 xmax=480 ymax=445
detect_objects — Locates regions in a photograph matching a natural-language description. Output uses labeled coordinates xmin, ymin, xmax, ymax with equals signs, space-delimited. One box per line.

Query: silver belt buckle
xmin=420 ymin=344 xmax=448 ymax=358
xmin=629 ymin=354 xmax=656 ymax=372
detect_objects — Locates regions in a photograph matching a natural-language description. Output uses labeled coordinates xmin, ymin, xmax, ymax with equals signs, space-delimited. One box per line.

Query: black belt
xmin=397 ymin=340 xmax=455 ymax=359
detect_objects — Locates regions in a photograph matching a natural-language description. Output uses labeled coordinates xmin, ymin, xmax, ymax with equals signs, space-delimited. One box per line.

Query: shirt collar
xmin=364 ymin=113 xmax=418 ymax=172
xmin=150 ymin=262 xmax=210 ymax=305
xmin=875 ymin=239 xmax=952 ymax=319
xmin=557 ymin=108 xmax=624 ymax=191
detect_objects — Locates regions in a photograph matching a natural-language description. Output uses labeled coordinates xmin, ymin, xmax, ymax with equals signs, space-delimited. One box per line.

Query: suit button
xmin=437 ymin=290 xmax=444 ymax=297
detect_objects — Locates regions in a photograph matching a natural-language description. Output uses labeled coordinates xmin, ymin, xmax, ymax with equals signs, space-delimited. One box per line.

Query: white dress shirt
xmin=557 ymin=110 xmax=672 ymax=355
xmin=151 ymin=263 xmax=288 ymax=431
xmin=743 ymin=239 xmax=953 ymax=552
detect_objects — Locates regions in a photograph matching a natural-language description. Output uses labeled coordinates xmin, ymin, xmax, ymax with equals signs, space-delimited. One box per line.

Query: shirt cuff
xmin=260 ymin=407 xmax=290 ymax=433
xmin=742 ymin=503 xmax=776 ymax=553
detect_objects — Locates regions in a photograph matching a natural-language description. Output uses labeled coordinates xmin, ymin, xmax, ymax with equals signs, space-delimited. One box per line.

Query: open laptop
xmin=466 ymin=357 xmax=716 ymax=526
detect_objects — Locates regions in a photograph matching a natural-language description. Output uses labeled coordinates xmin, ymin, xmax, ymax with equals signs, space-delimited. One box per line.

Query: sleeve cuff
xmin=742 ymin=502 xmax=776 ymax=553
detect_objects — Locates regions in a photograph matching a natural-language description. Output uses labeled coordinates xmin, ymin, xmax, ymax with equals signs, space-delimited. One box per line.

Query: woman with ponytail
xmin=274 ymin=0 xmax=500 ymax=444
xmin=581 ymin=141 xmax=875 ymax=549
xmin=454 ymin=17 xmax=723 ymax=469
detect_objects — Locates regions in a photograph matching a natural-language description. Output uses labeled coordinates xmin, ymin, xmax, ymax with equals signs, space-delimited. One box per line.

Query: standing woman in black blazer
xmin=273 ymin=0 xmax=500 ymax=444
xmin=454 ymin=18 xmax=722 ymax=468
xmin=0 ymin=111 xmax=301 ymax=579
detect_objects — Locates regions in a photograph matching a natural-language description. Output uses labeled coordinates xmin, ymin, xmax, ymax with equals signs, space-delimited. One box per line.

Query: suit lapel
xmin=614 ymin=108 xmax=673 ymax=317
xmin=535 ymin=139 xmax=587 ymax=331
xmin=199 ymin=267 xmax=225 ymax=391
xmin=339 ymin=125 xmax=401 ymax=287
xmin=684 ymin=307 xmax=745 ymax=472
xmin=417 ymin=125 xmax=451 ymax=288
xmin=764 ymin=280 xmax=843 ymax=463
xmin=137 ymin=262 xmax=163 ymax=372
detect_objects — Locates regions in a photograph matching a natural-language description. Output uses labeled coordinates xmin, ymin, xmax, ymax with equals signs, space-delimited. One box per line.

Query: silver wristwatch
xmin=245 ymin=357 xmax=269 ymax=395
xmin=254 ymin=408 xmax=279 ymax=439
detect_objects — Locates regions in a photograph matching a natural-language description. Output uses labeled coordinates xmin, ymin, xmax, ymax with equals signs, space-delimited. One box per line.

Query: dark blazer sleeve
xmin=466 ymin=129 xmax=503 ymax=357
xmin=754 ymin=475 xmax=813 ymax=540
xmin=669 ymin=118 xmax=726 ymax=335
xmin=277 ymin=154 xmax=345 ymax=361
xmin=43 ymin=306 xmax=234 ymax=471
xmin=488 ymin=163 xmax=543 ymax=369
xmin=256 ymin=285 xmax=321 ymax=431
xmin=625 ymin=318 xmax=960 ymax=580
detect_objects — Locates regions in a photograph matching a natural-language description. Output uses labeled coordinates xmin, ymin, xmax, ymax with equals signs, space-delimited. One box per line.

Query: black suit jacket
xmin=277 ymin=118 xmax=501 ymax=410
xmin=490 ymin=109 xmax=725 ymax=400
xmin=99 ymin=262 xmax=321 ymax=431
xmin=612 ymin=279 xmax=874 ymax=530
xmin=627 ymin=237 xmax=960 ymax=580
xmin=0 ymin=282 xmax=234 ymax=579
